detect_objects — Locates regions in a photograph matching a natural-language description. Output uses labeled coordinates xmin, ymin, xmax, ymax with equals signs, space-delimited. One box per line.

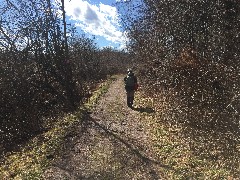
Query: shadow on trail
xmin=49 ymin=112 xmax=173 ymax=179
xmin=131 ymin=106 xmax=155 ymax=113
xmin=88 ymin=114 xmax=174 ymax=179
xmin=90 ymin=116 xmax=167 ymax=166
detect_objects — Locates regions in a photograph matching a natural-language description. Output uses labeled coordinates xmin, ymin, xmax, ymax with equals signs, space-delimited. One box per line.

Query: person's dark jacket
xmin=124 ymin=72 xmax=137 ymax=91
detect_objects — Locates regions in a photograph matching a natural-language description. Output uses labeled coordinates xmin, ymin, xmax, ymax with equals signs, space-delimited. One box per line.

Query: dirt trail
xmin=43 ymin=75 xmax=169 ymax=179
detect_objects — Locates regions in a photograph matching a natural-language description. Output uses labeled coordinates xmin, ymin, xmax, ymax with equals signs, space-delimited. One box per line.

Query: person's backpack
xmin=125 ymin=75 xmax=135 ymax=87
xmin=134 ymin=83 xmax=139 ymax=91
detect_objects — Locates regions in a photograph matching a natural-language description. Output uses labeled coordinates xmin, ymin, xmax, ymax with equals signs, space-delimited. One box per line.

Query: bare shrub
xmin=118 ymin=0 xmax=240 ymax=133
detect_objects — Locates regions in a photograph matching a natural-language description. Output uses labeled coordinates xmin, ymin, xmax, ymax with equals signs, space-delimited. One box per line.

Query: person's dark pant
xmin=126 ymin=91 xmax=134 ymax=107
xmin=127 ymin=97 xmax=134 ymax=107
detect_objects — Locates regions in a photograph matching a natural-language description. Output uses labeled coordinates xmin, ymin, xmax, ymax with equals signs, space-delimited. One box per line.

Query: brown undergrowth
xmin=138 ymin=89 xmax=240 ymax=179
xmin=0 ymin=76 xmax=116 ymax=179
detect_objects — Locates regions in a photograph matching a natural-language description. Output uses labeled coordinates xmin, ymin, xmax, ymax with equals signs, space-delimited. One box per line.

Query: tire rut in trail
xmin=43 ymin=75 xmax=169 ymax=180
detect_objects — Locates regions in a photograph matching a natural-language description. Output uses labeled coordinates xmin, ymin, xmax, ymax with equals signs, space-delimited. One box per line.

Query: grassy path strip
xmin=136 ymin=95 xmax=240 ymax=179
xmin=53 ymin=75 xmax=168 ymax=179
xmin=0 ymin=75 xmax=117 ymax=180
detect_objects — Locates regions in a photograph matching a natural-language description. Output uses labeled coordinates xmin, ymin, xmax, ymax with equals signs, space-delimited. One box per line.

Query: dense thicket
xmin=117 ymin=0 xmax=239 ymax=135
xmin=117 ymin=1 xmax=240 ymax=175
xmin=0 ymin=0 xmax=128 ymax=151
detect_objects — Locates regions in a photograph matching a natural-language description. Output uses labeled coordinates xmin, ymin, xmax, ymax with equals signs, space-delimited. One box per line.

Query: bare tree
xmin=117 ymin=0 xmax=240 ymax=131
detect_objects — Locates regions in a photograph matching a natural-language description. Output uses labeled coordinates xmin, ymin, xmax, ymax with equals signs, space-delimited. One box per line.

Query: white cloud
xmin=56 ymin=0 xmax=127 ymax=47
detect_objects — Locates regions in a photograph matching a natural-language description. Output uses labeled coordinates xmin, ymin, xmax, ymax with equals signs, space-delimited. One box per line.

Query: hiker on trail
xmin=124 ymin=69 xmax=138 ymax=108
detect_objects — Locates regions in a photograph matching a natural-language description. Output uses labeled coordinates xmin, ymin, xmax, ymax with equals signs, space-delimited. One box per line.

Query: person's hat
xmin=127 ymin=68 xmax=132 ymax=73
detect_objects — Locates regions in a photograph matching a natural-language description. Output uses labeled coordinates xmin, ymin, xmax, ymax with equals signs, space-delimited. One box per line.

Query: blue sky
xmin=57 ymin=0 xmax=128 ymax=49
xmin=0 ymin=0 xmax=128 ymax=49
